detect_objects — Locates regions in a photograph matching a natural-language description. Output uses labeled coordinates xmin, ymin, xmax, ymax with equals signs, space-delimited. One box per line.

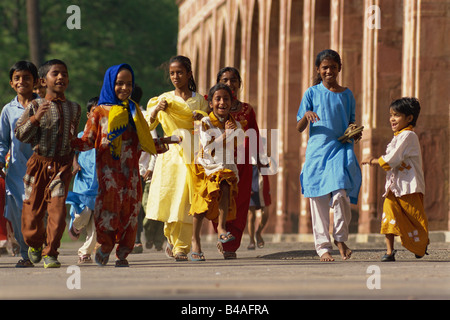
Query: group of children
xmin=296 ymin=49 xmax=429 ymax=262
xmin=0 ymin=48 xmax=429 ymax=268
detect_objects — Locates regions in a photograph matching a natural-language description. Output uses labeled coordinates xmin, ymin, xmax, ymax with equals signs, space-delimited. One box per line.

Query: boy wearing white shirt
xmin=363 ymin=97 xmax=428 ymax=261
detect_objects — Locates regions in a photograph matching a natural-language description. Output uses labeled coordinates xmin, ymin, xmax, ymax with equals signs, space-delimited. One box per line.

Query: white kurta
xmin=379 ymin=128 xmax=425 ymax=197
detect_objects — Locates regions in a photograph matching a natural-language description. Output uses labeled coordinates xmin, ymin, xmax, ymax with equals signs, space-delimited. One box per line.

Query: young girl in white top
xmin=189 ymin=83 xmax=242 ymax=261
xmin=362 ymin=97 xmax=428 ymax=261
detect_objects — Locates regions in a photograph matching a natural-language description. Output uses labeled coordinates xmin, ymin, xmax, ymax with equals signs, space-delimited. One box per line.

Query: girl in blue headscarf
xmin=73 ymin=64 xmax=155 ymax=267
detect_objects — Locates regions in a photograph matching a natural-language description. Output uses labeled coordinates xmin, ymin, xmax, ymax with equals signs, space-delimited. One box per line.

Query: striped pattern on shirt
xmin=15 ymin=98 xmax=81 ymax=158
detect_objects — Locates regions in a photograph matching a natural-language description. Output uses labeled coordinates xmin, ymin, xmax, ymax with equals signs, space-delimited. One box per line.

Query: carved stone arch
xmin=265 ymin=0 xmax=280 ymax=132
xmin=247 ymin=0 xmax=260 ymax=111
xmin=218 ymin=20 xmax=227 ymax=71
xmin=193 ymin=45 xmax=200 ymax=92
xmin=206 ymin=35 xmax=213 ymax=92
xmin=233 ymin=7 xmax=243 ymax=71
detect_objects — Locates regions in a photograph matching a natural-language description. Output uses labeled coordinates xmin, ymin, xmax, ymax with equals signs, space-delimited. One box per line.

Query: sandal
xmin=78 ymin=254 xmax=92 ymax=264
xmin=338 ymin=124 xmax=364 ymax=143
xmin=218 ymin=232 xmax=235 ymax=243
xmin=190 ymin=252 xmax=206 ymax=261
xmin=15 ymin=258 xmax=34 ymax=268
xmin=131 ymin=243 xmax=143 ymax=254
xmin=174 ymin=252 xmax=188 ymax=261
xmin=223 ymin=251 xmax=237 ymax=260
xmin=256 ymin=233 xmax=265 ymax=248
xmin=115 ymin=259 xmax=129 ymax=267
xmin=415 ymin=246 xmax=429 ymax=259
xmin=95 ymin=249 xmax=110 ymax=266
xmin=247 ymin=243 xmax=256 ymax=250
xmin=217 ymin=233 xmax=235 ymax=254
xmin=381 ymin=250 xmax=397 ymax=262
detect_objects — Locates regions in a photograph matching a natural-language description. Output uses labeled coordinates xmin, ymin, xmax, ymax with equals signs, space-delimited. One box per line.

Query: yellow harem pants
xmin=381 ymin=191 xmax=429 ymax=257
xmin=164 ymin=221 xmax=192 ymax=256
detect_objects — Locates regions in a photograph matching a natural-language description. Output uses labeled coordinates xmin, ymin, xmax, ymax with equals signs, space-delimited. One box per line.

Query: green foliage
xmin=0 ymin=0 xmax=178 ymax=130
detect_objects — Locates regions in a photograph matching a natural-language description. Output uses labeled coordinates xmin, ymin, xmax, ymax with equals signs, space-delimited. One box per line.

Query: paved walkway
xmin=1 ymin=232 xmax=449 ymax=308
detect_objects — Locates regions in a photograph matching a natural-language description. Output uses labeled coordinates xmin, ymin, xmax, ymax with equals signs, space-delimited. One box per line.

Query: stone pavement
xmin=0 ymin=232 xmax=449 ymax=306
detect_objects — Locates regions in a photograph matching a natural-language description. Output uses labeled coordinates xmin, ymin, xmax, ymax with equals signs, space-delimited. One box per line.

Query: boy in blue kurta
xmin=66 ymin=97 xmax=99 ymax=264
xmin=0 ymin=61 xmax=38 ymax=267
xmin=297 ymin=50 xmax=362 ymax=262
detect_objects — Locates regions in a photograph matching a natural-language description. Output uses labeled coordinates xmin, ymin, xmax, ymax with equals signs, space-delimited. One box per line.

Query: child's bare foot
xmin=320 ymin=252 xmax=335 ymax=262
xmin=334 ymin=240 xmax=352 ymax=260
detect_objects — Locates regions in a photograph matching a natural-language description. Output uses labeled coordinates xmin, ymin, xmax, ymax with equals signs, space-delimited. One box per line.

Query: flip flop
xmin=190 ymin=252 xmax=206 ymax=261
xmin=338 ymin=125 xmax=364 ymax=143
xmin=223 ymin=251 xmax=237 ymax=259
xmin=95 ymin=249 xmax=110 ymax=267
xmin=218 ymin=232 xmax=235 ymax=243
xmin=174 ymin=252 xmax=188 ymax=261
xmin=257 ymin=240 xmax=265 ymax=249
xmin=256 ymin=233 xmax=265 ymax=248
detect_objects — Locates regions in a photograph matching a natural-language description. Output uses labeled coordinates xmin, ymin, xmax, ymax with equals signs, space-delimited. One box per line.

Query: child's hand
xmin=151 ymin=98 xmax=168 ymax=120
xmin=305 ymin=111 xmax=320 ymax=123
xmin=192 ymin=111 xmax=204 ymax=121
xmin=362 ymin=156 xmax=377 ymax=166
xmin=225 ymin=120 xmax=237 ymax=130
xmin=142 ymin=169 xmax=153 ymax=181
xmin=34 ymin=101 xmax=51 ymax=122
xmin=157 ymin=98 xmax=168 ymax=111
xmin=72 ymin=161 xmax=81 ymax=175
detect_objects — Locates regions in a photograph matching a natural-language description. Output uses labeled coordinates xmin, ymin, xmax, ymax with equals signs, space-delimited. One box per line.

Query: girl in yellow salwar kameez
xmin=189 ymin=83 xmax=240 ymax=261
xmin=362 ymin=97 xmax=429 ymax=262
xmin=145 ymin=56 xmax=208 ymax=261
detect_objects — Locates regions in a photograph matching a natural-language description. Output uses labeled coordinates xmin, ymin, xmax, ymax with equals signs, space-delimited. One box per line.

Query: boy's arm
xmin=0 ymin=108 xmax=12 ymax=167
xmin=71 ymin=110 xmax=98 ymax=152
xmin=72 ymin=153 xmax=81 ymax=175
xmin=14 ymin=100 xmax=42 ymax=143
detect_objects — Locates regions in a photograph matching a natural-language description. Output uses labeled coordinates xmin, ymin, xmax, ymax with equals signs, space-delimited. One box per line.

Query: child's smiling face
xmin=316 ymin=59 xmax=340 ymax=85
xmin=210 ymin=89 xmax=232 ymax=120
xmin=10 ymin=70 xmax=37 ymax=96
xmin=389 ymin=107 xmax=413 ymax=133
xmin=115 ymin=69 xmax=133 ymax=101
xmin=219 ymin=71 xmax=240 ymax=96
xmin=43 ymin=64 xmax=69 ymax=95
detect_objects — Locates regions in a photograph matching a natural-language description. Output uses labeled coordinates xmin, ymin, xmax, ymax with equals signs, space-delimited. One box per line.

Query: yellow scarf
xmin=394 ymin=125 xmax=414 ymax=136
xmin=107 ymin=99 xmax=156 ymax=159
xmin=208 ymin=111 xmax=237 ymax=130
xmin=146 ymin=93 xmax=208 ymax=202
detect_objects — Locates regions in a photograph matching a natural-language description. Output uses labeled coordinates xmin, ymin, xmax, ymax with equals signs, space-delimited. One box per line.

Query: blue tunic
xmin=66 ymin=131 xmax=98 ymax=228
xmin=296 ymin=82 xmax=361 ymax=204
xmin=0 ymin=96 xmax=34 ymax=218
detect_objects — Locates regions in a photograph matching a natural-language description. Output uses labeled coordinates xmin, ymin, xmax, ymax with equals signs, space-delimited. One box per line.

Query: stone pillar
xmin=280 ymin=0 xmax=304 ymax=234
xmin=402 ymin=0 xmax=449 ymax=230
xmin=298 ymin=0 xmax=316 ymax=234
xmin=359 ymin=0 xmax=403 ymax=233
